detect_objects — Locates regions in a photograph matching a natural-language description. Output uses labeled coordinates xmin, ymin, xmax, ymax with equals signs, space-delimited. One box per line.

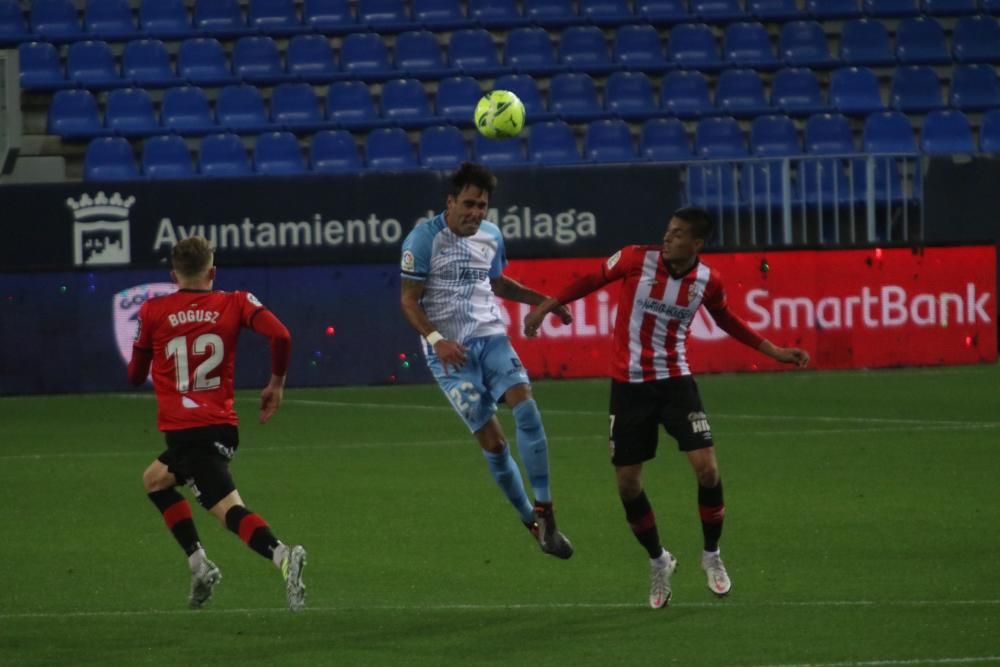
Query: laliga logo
xmin=67 ymin=191 xmax=136 ymax=266
xmin=113 ymin=283 xmax=178 ymax=364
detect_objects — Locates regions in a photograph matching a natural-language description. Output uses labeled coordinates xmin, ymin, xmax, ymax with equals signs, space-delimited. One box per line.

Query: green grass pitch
xmin=1 ymin=365 xmax=998 ymax=667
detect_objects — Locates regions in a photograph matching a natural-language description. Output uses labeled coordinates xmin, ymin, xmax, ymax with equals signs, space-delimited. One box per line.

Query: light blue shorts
xmin=425 ymin=334 xmax=531 ymax=433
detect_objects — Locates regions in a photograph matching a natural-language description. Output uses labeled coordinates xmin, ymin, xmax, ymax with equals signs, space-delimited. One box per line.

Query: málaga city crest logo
xmin=67 ymin=191 xmax=135 ymax=266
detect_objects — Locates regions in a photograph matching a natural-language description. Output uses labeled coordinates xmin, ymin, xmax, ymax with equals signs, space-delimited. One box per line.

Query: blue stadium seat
xmin=687 ymin=163 xmax=738 ymax=209
xmin=48 ymin=89 xmax=105 ymax=139
xmin=850 ymin=156 xmax=907 ymax=206
xmin=804 ymin=113 xmax=855 ymax=153
xmin=435 ymin=76 xmax=482 ymax=123
xmin=326 ymin=80 xmax=383 ymax=128
xmin=715 ymin=68 xmax=769 ymax=117
xmin=840 ymin=19 xmax=895 ymax=66
xmin=448 ymin=28 xmax=504 ymax=76
xmin=695 ymin=116 xmax=747 ymax=157
xmin=952 ymin=16 xmax=1000 ymax=63
xmin=889 ymin=65 xmax=945 ymax=113
xmin=138 ymin=0 xmax=191 ymax=38
xmin=468 ymin=0 xmax=525 ymax=27
xmin=505 ymin=26 xmax=560 ymax=75
xmin=661 ymin=70 xmax=712 ymax=118
xmin=123 ymin=39 xmax=176 ymax=87
xmin=287 ymin=34 xmax=338 ymax=82
xmin=666 ymin=23 xmax=721 ymax=70
xmin=217 ymin=84 xmax=271 ymax=133
xmin=381 ymin=78 xmax=435 ymax=125
xmin=778 ymin=20 xmax=835 ymax=68
xmin=771 ymin=67 xmax=826 ymax=115
xmin=528 ymin=120 xmax=581 ymax=163
xmin=584 ymin=118 xmax=635 ymax=162
xmin=412 ymin=0 xmax=467 ymax=29
xmin=613 ymin=24 xmax=667 ymax=70
xmin=923 ymin=0 xmax=977 ymax=13
xmin=310 ymin=129 xmax=364 ymax=173
xmin=979 ymin=109 xmax=1000 ymax=153
xmin=302 ymin=0 xmax=355 ymax=31
xmin=548 ymin=72 xmax=602 ymax=121
xmin=199 ymin=133 xmax=253 ymax=176
xmin=67 ymin=40 xmax=120 ymax=88
xmin=579 ymin=0 xmax=633 ymax=25
xmin=233 ymin=36 xmax=288 ymax=84
xmin=474 ymin=133 xmax=526 ymax=166
xmin=161 ymin=86 xmax=217 ymax=134
xmin=640 ymin=118 xmax=691 ymax=161
xmin=419 ymin=125 xmax=469 ymax=168
xmin=829 ymin=66 xmax=884 ymax=115
xmin=723 ymin=22 xmax=780 ymax=69
xmin=750 ymin=114 xmax=800 ymax=155
xmin=254 ymin=131 xmax=307 ymax=175
xmin=692 ymin=0 xmax=746 ymax=21
xmin=862 ymin=110 xmax=917 ymax=153
xmin=949 ymin=64 xmax=1000 ymax=112
xmin=178 ymin=38 xmax=237 ymax=86
xmin=635 ymin=0 xmax=688 ymax=22
xmin=0 ymin=0 xmax=29 ymax=41
xmin=523 ymin=0 xmax=580 ymax=26
xmin=605 ymin=71 xmax=657 ymax=120
xmin=271 ymin=82 xmax=324 ymax=130
xmin=193 ymin=0 xmax=252 ymax=36
xmin=749 ymin=0 xmax=801 ymax=20
xmin=249 ymin=0 xmax=301 ymax=34
xmin=366 ymin=127 xmax=419 ymax=170
xmin=142 ymin=134 xmax=196 ymax=179
xmin=806 ymin=0 xmax=862 ymax=18
xmin=895 ymin=17 xmax=950 ymax=65
xmin=494 ymin=73 xmax=553 ymax=120
xmin=31 ymin=0 xmax=82 ymax=39
xmin=741 ymin=159 xmax=789 ymax=209
xmin=863 ymin=0 xmax=919 ymax=15
xmin=797 ymin=157 xmax=850 ymax=206
xmin=19 ymin=42 xmax=67 ymax=90
xmin=84 ymin=0 xmax=135 ymax=38
xmin=84 ymin=137 xmax=140 ymax=180
xmin=357 ymin=0 xmax=411 ymax=30
xmin=559 ymin=25 xmax=615 ymax=73
xmin=340 ymin=32 xmax=394 ymax=78
xmin=105 ymin=87 xmax=158 ymax=137
xmin=920 ymin=109 xmax=974 ymax=153
xmin=394 ymin=30 xmax=450 ymax=77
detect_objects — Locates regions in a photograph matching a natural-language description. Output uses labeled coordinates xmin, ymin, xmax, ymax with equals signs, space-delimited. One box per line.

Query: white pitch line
xmin=729 ymin=657 xmax=1000 ymax=667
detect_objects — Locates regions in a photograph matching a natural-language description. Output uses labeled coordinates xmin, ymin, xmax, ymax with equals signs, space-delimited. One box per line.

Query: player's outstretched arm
xmin=259 ymin=374 xmax=285 ymax=424
xmin=758 ymin=340 xmax=810 ymax=368
xmin=248 ymin=308 xmax=292 ymax=422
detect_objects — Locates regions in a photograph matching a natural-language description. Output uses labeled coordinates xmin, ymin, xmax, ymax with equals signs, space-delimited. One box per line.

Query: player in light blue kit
xmin=400 ymin=162 xmax=574 ymax=559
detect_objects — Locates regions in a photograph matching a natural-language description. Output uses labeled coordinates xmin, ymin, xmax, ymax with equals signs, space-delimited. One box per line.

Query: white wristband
xmin=425 ymin=331 xmax=444 ymax=346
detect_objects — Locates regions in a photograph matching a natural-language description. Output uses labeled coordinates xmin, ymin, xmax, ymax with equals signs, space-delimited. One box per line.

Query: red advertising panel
xmin=502 ymin=246 xmax=997 ymax=378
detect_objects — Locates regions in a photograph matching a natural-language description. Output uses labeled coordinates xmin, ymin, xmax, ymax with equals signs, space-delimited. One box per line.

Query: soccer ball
xmin=474 ymin=90 xmax=526 ymax=140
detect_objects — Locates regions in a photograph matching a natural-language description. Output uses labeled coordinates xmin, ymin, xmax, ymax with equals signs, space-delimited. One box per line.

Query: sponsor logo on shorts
xmin=688 ymin=411 xmax=711 ymax=435
xmin=213 ymin=441 xmax=235 ymax=460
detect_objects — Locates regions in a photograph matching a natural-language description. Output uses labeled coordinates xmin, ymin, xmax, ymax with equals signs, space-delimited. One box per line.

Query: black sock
xmin=622 ymin=490 xmax=663 ymax=559
xmin=224 ymin=505 xmax=280 ymax=560
xmin=148 ymin=488 xmax=202 ymax=556
xmin=698 ymin=481 xmax=725 ymax=552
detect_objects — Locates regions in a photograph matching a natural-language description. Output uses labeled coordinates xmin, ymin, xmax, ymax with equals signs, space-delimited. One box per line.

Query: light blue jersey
xmin=400 ymin=213 xmax=508 ymax=346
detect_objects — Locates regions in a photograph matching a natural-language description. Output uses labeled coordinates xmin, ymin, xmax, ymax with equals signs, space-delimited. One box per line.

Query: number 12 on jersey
xmin=165 ymin=334 xmax=224 ymax=392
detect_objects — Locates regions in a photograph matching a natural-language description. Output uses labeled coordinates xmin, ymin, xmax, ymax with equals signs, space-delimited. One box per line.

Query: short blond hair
xmin=171 ymin=237 xmax=214 ymax=278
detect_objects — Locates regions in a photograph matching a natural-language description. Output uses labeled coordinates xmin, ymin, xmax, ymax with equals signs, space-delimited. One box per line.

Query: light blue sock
xmin=513 ymin=399 xmax=552 ymax=503
xmin=483 ymin=446 xmax=535 ymax=524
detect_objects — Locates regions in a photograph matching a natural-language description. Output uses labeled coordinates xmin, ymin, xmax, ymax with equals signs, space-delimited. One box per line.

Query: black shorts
xmin=608 ymin=376 xmax=714 ymax=466
xmin=159 ymin=424 xmax=239 ymax=510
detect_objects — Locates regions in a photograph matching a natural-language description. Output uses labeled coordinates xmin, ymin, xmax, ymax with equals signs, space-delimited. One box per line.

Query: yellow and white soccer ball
xmin=474 ymin=90 xmax=526 ymax=139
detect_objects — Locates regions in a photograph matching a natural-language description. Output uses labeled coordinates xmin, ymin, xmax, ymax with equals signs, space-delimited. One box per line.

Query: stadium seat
xmin=178 ymin=38 xmax=237 ymax=86
xmin=394 ymin=30 xmax=450 ymax=77
xmin=804 ymin=113 xmax=855 ymax=153
xmin=340 ymin=32 xmax=394 ymax=78
xmin=105 ymin=87 xmax=158 ymax=137
xmin=412 ymin=0 xmax=467 ymax=29
xmin=67 ymin=40 xmax=120 ymax=88
xmin=889 ymin=65 xmax=945 ymax=113
xmin=920 ymin=109 xmax=974 ymax=153
xmin=579 ymin=0 xmax=633 ymax=25
xmin=286 ymin=34 xmax=338 ymax=82
xmin=715 ymin=69 xmax=769 ymax=117
xmin=474 ymin=133 xmax=526 ymax=165
xmin=19 ymin=42 xmax=67 ymax=90
xmin=419 ymin=125 xmax=469 ymax=168
xmin=193 ymin=0 xmax=252 ymax=36
xmin=800 ymin=117 xmax=853 ymax=207
xmin=529 ymin=120 xmax=581 ymax=163
xmin=142 ymin=134 xmax=196 ymax=179
xmin=32 ymin=0 xmax=83 ymax=39
xmin=310 ymin=129 xmax=364 ymax=173
xmin=217 ymin=84 xmax=271 ymax=133
xmin=366 ymin=127 xmax=419 ymax=170
xmin=660 ymin=70 xmax=712 ymax=118
xmin=692 ymin=0 xmax=746 ymax=22
xmin=584 ymin=118 xmax=635 ymax=162
xmin=829 ymin=66 xmax=884 ymax=115
xmin=271 ymin=82 xmax=324 ymax=130
xmin=494 ymin=73 xmax=553 ymax=120
xmin=723 ymin=22 xmax=780 ymax=69
xmin=695 ymin=116 xmax=747 ymax=157
xmin=771 ymin=67 xmax=826 ymax=115
xmin=199 ymin=132 xmax=253 ymax=176
xmin=523 ymin=0 xmax=580 ymax=27
xmin=47 ymin=89 xmax=105 ymax=139
xmin=949 ymin=64 xmax=1000 ymax=112
xmin=640 ymin=118 xmax=691 ymax=161
xmin=381 ymin=78 xmax=435 ymax=125
xmin=548 ymin=72 xmax=603 ymax=121
xmin=161 ymin=86 xmax=217 ymax=134
xmin=952 ymin=16 xmax=1000 ymax=63
xmin=468 ymin=0 xmax=525 ymax=27
xmin=687 ymin=163 xmax=738 ymax=209
xmin=862 ymin=110 xmax=917 ymax=153
xmin=806 ymin=0 xmax=862 ymax=18
xmin=448 ymin=29 xmax=504 ymax=76
xmin=139 ymin=0 xmax=191 ymax=38
xmin=840 ymin=19 xmax=895 ymax=67
xmin=248 ymin=0 xmax=300 ymax=33
xmin=779 ymin=21 xmax=836 ymax=68
xmin=667 ymin=23 xmax=721 ymax=70
xmin=750 ymin=114 xmax=800 ymax=155
xmin=559 ymin=25 xmax=615 ymax=73
xmin=504 ymin=27 xmax=560 ymax=75
xmin=302 ymin=0 xmax=355 ymax=31
xmin=979 ymin=109 xmax=1000 ymax=153
xmin=326 ymin=80 xmax=382 ymax=128
xmin=84 ymin=137 xmax=140 ymax=180
xmin=357 ymin=0 xmax=410 ymax=30
xmin=254 ymin=131 xmax=307 ymax=175
xmin=435 ymin=76 xmax=482 ymax=123
xmin=233 ymin=36 xmax=288 ymax=84
xmin=922 ymin=0 xmax=977 ymax=13
xmin=895 ymin=17 xmax=950 ymax=65
xmin=749 ymin=0 xmax=801 ymax=20
xmin=864 ymin=0 xmax=919 ymax=15
xmin=613 ymin=24 xmax=667 ymax=70
xmin=84 ymin=0 xmax=136 ymax=38
xmin=741 ymin=159 xmax=790 ymax=209
xmin=123 ymin=39 xmax=177 ymax=87
xmin=605 ymin=71 xmax=658 ymax=120
xmin=0 ymin=0 xmax=29 ymax=41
